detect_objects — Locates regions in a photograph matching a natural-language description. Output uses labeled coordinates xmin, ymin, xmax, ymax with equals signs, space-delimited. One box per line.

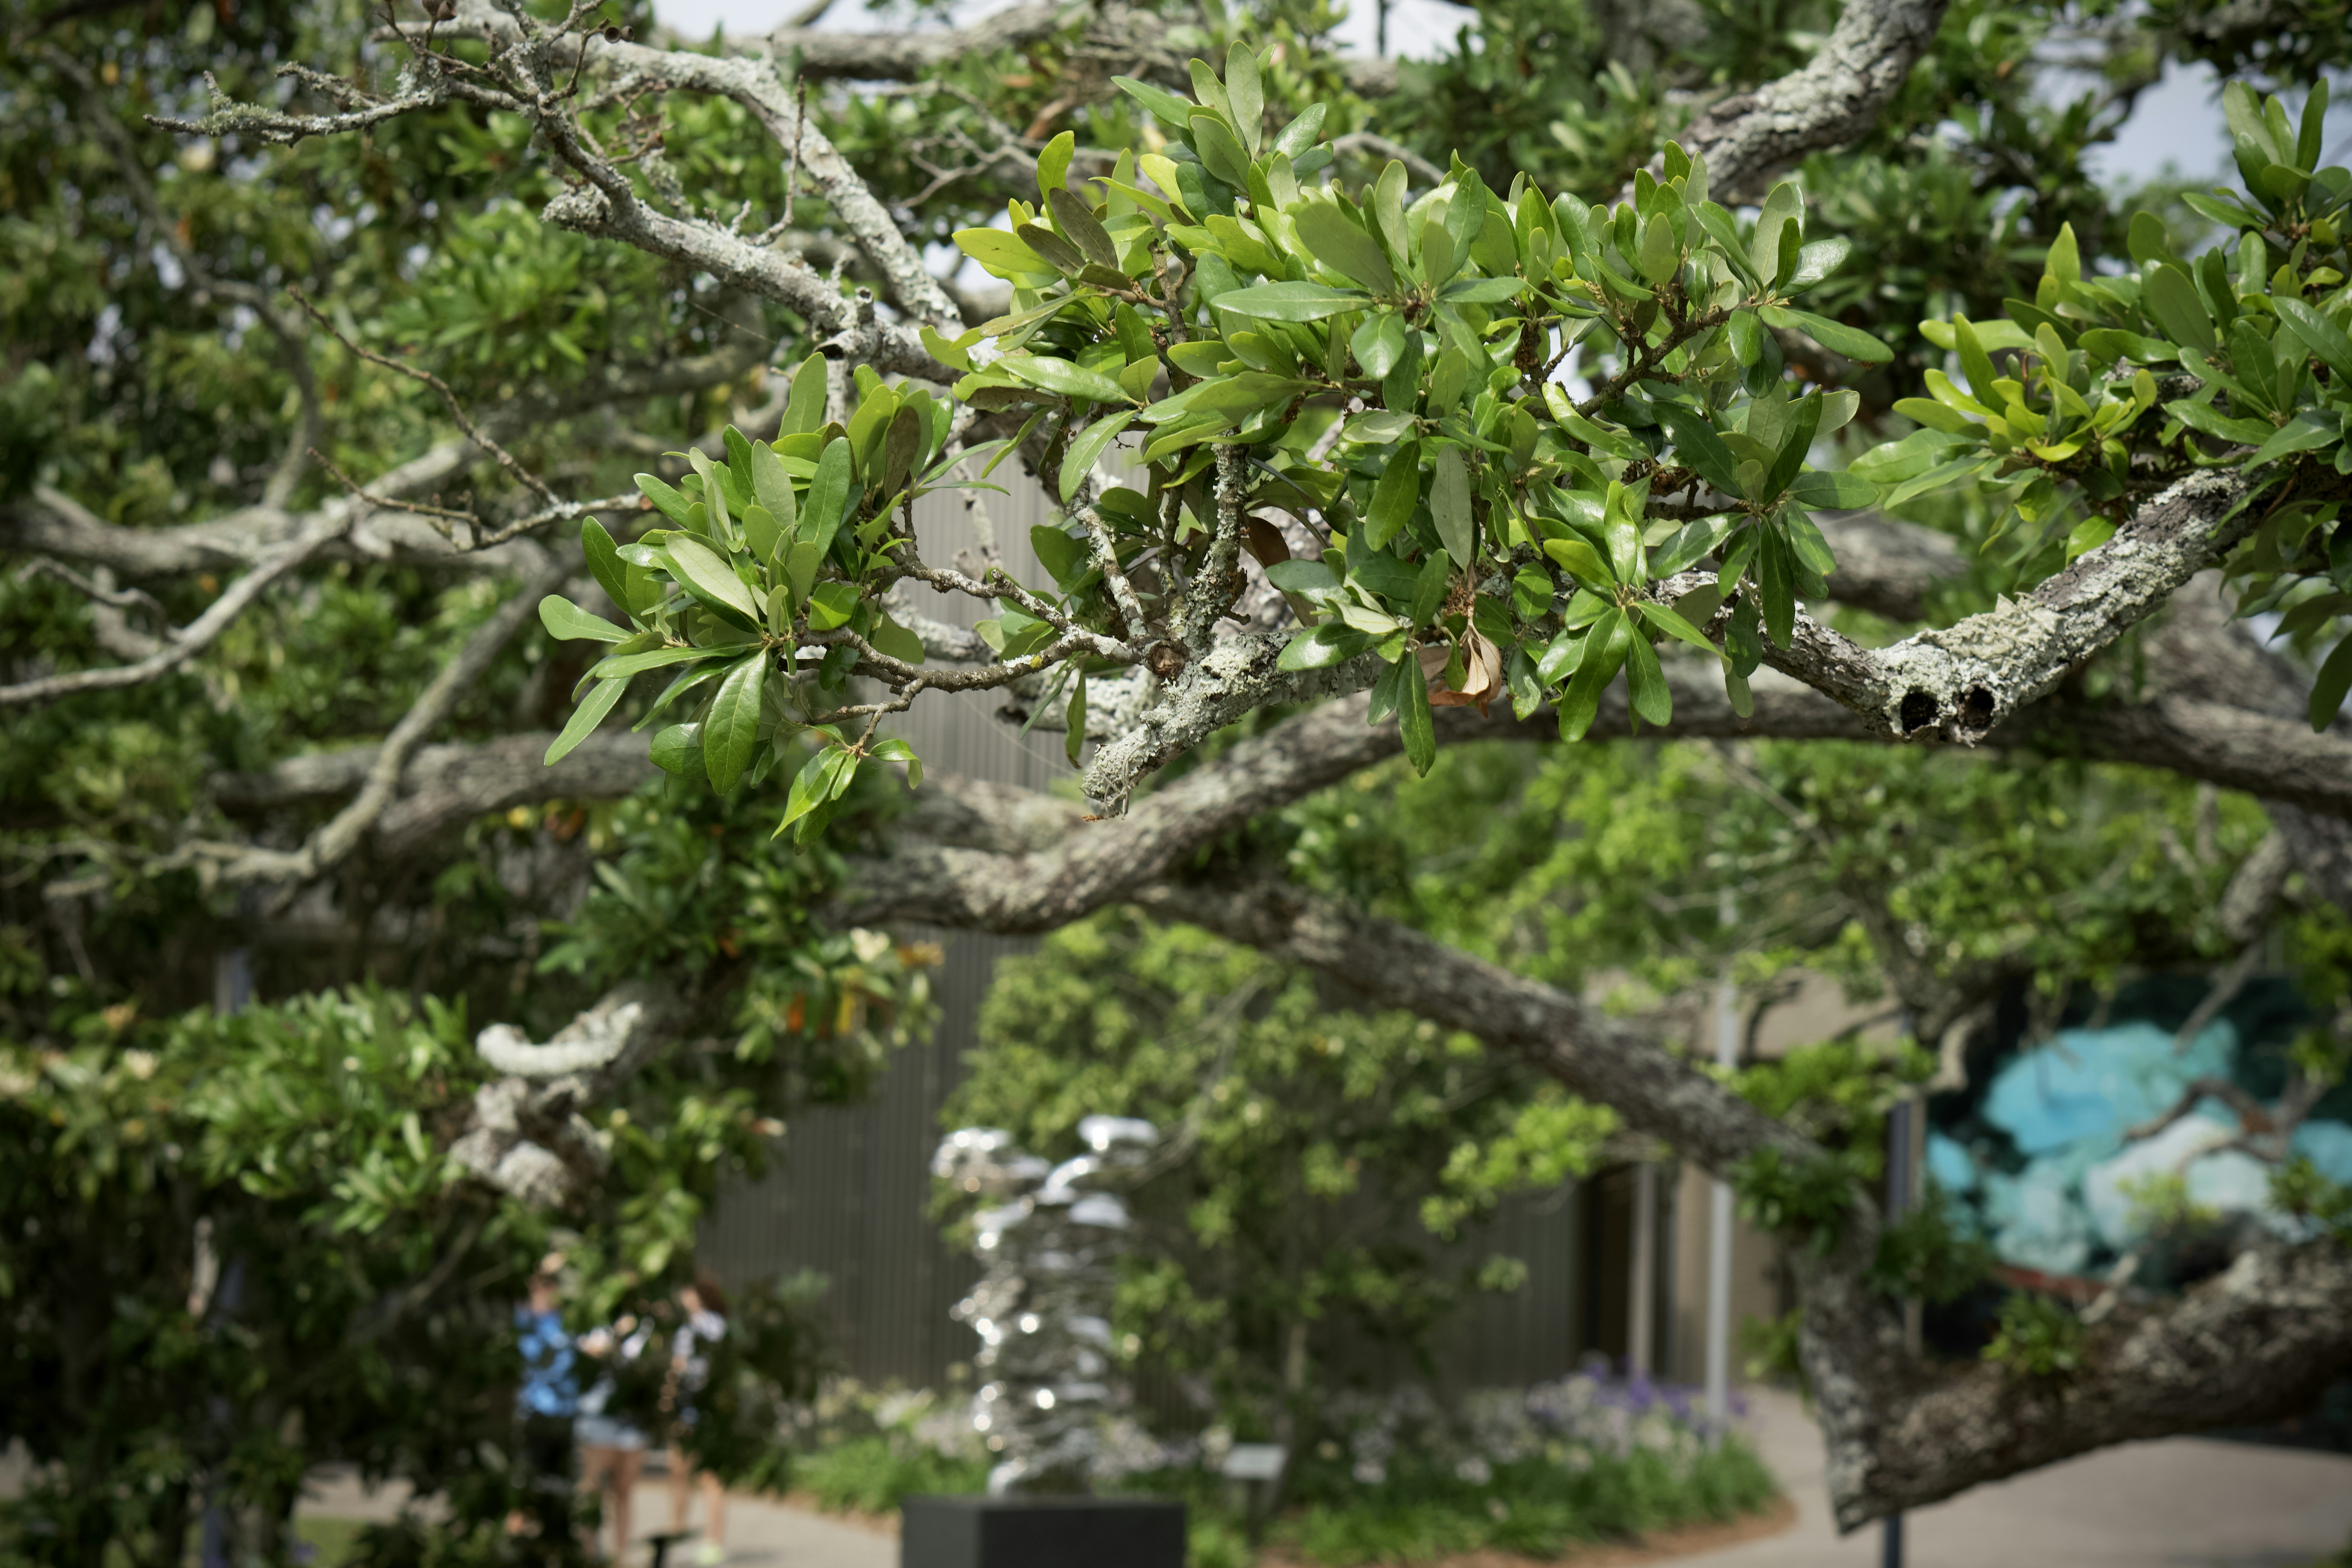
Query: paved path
xmin=298 ymin=1393 xmax=2352 ymax=1568
xmin=1680 ymin=1388 xmax=2352 ymax=1568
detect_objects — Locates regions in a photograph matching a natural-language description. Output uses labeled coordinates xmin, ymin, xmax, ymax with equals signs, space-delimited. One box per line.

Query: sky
xmin=648 ymin=0 xmax=2350 ymax=189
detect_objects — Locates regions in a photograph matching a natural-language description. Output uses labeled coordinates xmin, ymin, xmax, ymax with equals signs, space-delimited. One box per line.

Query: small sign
xmin=1220 ymin=1443 xmax=1287 ymax=1483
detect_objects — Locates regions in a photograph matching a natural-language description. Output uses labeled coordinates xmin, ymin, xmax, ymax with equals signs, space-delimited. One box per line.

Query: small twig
xmin=2173 ymin=940 xmax=2262 ymax=1054
xmin=782 ymin=75 xmax=806 ymax=230
xmin=0 ymin=512 xmax=350 ymax=708
xmin=286 ymin=285 xmax=560 ymax=505
xmin=14 ymin=558 xmax=171 ymax=624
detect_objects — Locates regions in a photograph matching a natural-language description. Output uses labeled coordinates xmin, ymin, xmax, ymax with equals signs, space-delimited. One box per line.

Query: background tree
xmin=5 ymin=0 xmax=2352 ymax=1548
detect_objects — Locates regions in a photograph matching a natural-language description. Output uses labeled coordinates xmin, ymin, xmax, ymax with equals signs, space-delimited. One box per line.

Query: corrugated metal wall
xmin=698 ymin=469 xmax=1608 ymax=1390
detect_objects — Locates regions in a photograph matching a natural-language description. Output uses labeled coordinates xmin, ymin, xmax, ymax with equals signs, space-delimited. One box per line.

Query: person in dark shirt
xmin=511 ymin=1253 xmax=581 ymax=1554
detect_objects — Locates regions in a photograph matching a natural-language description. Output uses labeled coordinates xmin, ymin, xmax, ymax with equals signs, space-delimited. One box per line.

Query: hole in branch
xmin=1898 ymin=688 xmax=1940 ymax=734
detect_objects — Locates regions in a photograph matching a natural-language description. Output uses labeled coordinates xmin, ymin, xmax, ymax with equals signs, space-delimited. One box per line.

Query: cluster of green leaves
xmin=942 ymin=909 xmax=1617 ymax=1425
xmin=1867 ymin=1185 xmax=1996 ymax=1305
xmin=943 ymin=47 xmax=1893 ymax=755
xmin=1268 ymin=1436 xmax=1779 ymax=1567
xmin=1727 ymin=1143 xmax=1873 ymax=1255
xmin=535 ymin=782 xmax=941 ymax=1106
xmin=566 ymin=54 xmax=2352 ymax=836
xmin=1860 ymin=84 xmax=2352 ymax=658
xmin=539 ymin=359 xmax=1016 ymax=840
xmin=1983 ymin=1292 xmax=2086 ymax=1380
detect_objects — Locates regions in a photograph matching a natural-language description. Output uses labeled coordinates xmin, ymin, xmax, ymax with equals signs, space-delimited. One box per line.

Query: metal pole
xmin=1881 ymin=1097 xmax=1915 ymax=1568
xmin=1628 ymin=1161 xmax=1657 ymax=1377
xmin=1704 ymin=965 xmax=1737 ymax=1427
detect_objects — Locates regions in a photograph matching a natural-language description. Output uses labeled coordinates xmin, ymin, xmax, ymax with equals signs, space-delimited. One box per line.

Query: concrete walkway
xmin=298 ymin=1394 xmax=2352 ymax=1568
xmin=1679 ymin=1388 xmax=2352 ymax=1568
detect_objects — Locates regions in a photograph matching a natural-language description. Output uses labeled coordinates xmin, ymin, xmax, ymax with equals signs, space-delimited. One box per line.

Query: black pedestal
xmin=899 ymin=1494 xmax=1187 ymax=1568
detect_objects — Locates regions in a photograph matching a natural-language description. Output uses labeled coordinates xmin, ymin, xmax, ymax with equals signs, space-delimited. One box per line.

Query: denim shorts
xmin=577 ymin=1414 xmax=648 ymax=1451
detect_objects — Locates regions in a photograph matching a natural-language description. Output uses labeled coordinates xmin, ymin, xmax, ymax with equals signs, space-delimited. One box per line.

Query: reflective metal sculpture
xmin=931 ymin=1116 xmax=1159 ymax=1494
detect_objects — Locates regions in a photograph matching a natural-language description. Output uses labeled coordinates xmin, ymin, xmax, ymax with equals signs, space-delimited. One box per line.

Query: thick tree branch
xmin=212 ymin=730 xmax=658 ymax=855
xmin=1844 ymin=1239 xmax=2352 ymax=1525
xmin=204 ymin=555 xmax=575 ymax=891
xmin=453 ymin=981 xmax=686 ymax=1207
xmin=0 ymin=511 xmax=348 ymax=708
xmin=1760 ymin=470 xmax=2254 ymax=743
xmin=1668 ymin=0 xmax=1954 ymax=201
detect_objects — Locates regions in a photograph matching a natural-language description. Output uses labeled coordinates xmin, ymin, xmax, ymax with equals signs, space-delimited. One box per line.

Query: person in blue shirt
xmin=512 ymin=1253 xmax=581 ymax=1553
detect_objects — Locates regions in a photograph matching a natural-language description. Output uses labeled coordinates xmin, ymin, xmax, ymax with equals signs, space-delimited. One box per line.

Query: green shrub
xmin=791 ymin=1434 xmax=988 ymax=1515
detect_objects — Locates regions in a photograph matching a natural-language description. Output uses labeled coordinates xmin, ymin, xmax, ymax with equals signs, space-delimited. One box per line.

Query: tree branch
xmin=0 ymin=510 xmax=348 ymax=708
xmin=1667 ymin=0 xmax=1954 ymax=202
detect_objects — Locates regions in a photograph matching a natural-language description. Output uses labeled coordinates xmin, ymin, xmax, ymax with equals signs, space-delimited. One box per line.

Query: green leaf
xmin=1954 ymin=316 xmax=1999 ymax=404
xmin=743 ymin=502 xmax=783 ymax=567
xmin=1031 ymin=524 xmax=1092 ymax=590
xmin=2168 ymin=399 xmax=2274 ymax=445
xmin=1037 ymin=129 xmax=1075 ymax=201
xmin=806 ymin=580 xmax=860 ymax=632
xmin=1005 ymin=355 xmax=1130 ymax=404
xmin=1623 ymin=629 xmax=1671 ymax=724
xmin=2276 ymin=298 xmax=2352 ymax=387
xmin=1366 ymin=651 xmax=1409 ymax=726
xmin=777 ymin=745 xmax=853 ymax=841
xmin=1543 ymin=535 xmax=1614 ymax=589
xmin=1760 ymin=392 xmax=1823 ymax=504
xmin=1438 ymin=276 xmax=1528 ymax=305
xmin=1060 ymin=411 xmax=1136 ymax=501
xmin=1557 ymin=611 xmax=1628 ymax=741
xmin=868 ymin=736 xmax=923 ymax=790
xmin=1294 ymin=201 xmax=1398 ymax=295
xmin=955 ymin=227 xmax=1056 ymax=278
xmin=635 ymin=472 xmax=694 ymax=527
xmin=1884 ymin=456 xmax=1994 ymax=508
xmin=1351 ymin=312 xmax=1408 ymax=378
xmin=659 ymin=534 xmax=761 ymax=625
xmin=539 ymin=595 xmax=630 ymax=643
xmin=1266 ymin=558 xmax=1340 ymax=594
xmin=2044 ymin=222 xmax=2081 ymax=287
xmin=1365 ymin=444 xmax=1423 ymax=551
xmin=2249 ymin=411 xmax=2342 ymax=467
xmin=1785 ymin=237 xmax=1850 ymax=290
xmin=1655 ymin=405 xmax=1745 ymax=497
xmin=1049 ymin=188 xmax=1120 ymax=270
xmin=1637 ymin=600 xmax=1719 ymax=656
xmin=784 ymin=539 xmax=821 ymax=607
xmin=1065 ymin=672 xmax=1089 ymax=765
xmin=1274 ymin=102 xmax=1326 ymax=160
xmin=2144 ymin=265 xmax=2218 ymax=357
xmin=592 ymin=645 xmax=722 ymax=680
xmin=1786 ymin=470 xmax=1877 ymax=510
xmin=545 ymin=675 xmax=628 ymax=765
xmin=650 ymin=723 xmax=702 ymax=780
xmin=1430 ymin=447 xmax=1475 ymax=566
xmin=581 ymin=517 xmax=630 ymax=615
xmin=701 ymin=653 xmax=767 ymax=794
xmin=1277 ymin=622 xmax=1376 ymax=670
xmin=871 ymin=615 xmax=926 ymax=665
xmin=1401 ymin=552 xmax=1448 ymax=629
xmin=1190 ymin=112 xmax=1254 ymax=190
xmin=1399 ymin=650 xmax=1436 ymax=775
xmin=1757 ymin=527 xmax=1796 ymax=648
xmin=1215 ymin=282 xmax=1372 ymax=322
xmin=806 ymin=439 xmax=854 ymax=554
xmin=784 ymin=355 xmax=828 ymax=435
xmin=1112 ymin=74 xmax=1195 ymax=130
xmin=2313 ymin=632 xmax=2352 ymax=731
xmin=1225 ymin=44 xmax=1263 ymax=154
xmin=1759 ymin=306 xmax=1892 ymax=364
